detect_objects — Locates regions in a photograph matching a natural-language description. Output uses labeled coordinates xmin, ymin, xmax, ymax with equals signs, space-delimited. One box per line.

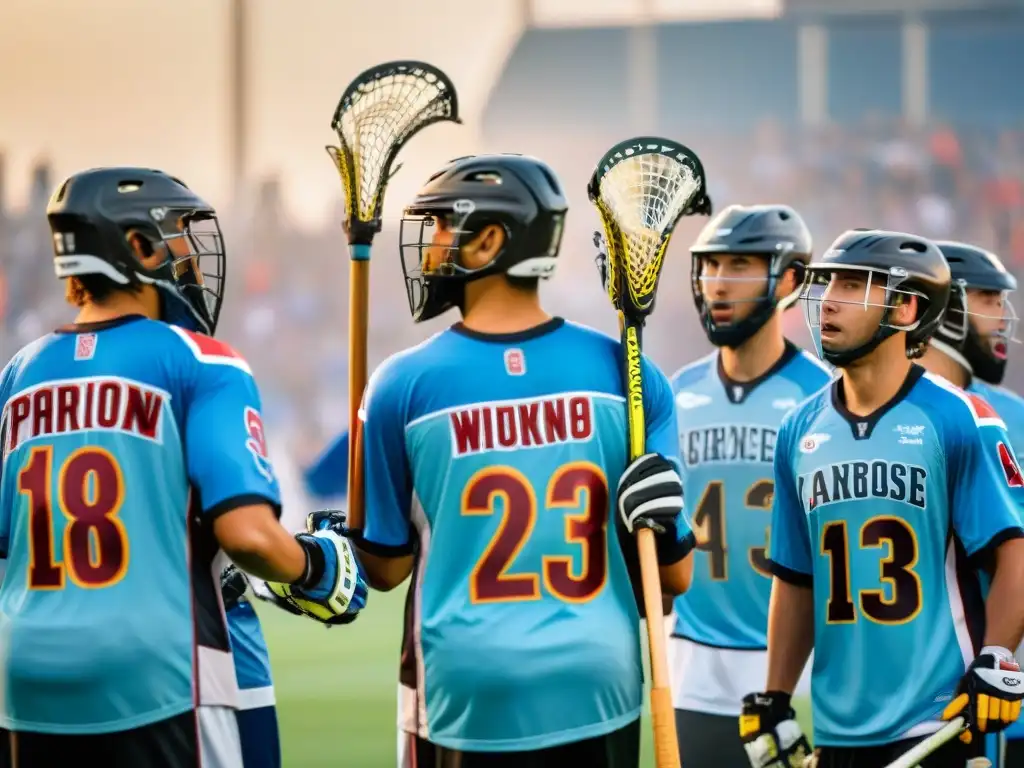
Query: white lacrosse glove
xmin=263 ymin=510 xmax=368 ymax=626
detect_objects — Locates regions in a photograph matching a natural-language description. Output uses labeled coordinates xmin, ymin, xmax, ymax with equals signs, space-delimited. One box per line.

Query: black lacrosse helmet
xmin=47 ymin=167 xmax=226 ymax=335
xmin=803 ymin=229 xmax=951 ymax=367
xmin=690 ymin=204 xmax=813 ymax=348
xmin=933 ymin=241 xmax=1018 ymax=384
xmin=399 ymin=154 xmax=568 ymax=323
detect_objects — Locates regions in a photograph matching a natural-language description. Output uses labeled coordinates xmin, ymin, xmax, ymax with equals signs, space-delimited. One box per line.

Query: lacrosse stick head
xmin=327 ymin=61 xmax=461 ymax=246
xmin=588 ymin=137 xmax=710 ymax=321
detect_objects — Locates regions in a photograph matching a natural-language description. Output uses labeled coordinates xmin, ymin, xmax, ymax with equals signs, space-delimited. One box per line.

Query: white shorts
xmin=666 ymin=613 xmax=812 ymax=716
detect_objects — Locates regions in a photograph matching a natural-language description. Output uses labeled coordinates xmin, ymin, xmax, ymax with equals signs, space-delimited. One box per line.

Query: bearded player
xmin=353 ymin=153 xmax=696 ymax=768
xmin=920 ymin=239 xmax=1024 ymax=768
xmin=669 ymin=205 xmax=831 ymax=767
xmin=741 ymin=230 xmax=1024 ymax=768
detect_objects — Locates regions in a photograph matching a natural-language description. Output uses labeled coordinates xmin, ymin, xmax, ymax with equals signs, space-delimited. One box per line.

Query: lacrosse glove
xmin=942 ymin=646 xmax=1024 ymax=743
xmin=740 ymin=691 xmax=812 ymax=768
xmin=220 ymin=563 xmax=249 ymax=612
xmin=617 ymin=452 xmax=690 ymax=564
xmin=264 ymin=509 xmax=368 ymax=626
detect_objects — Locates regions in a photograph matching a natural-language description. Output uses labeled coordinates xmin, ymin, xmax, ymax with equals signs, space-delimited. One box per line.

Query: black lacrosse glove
xmin=740 ymin=691 xmax=812 ymax=768
xmin=220 ymin=564 xmax=250 ymax=612
xmin=943 ymin=646 xmax=1024 ymax=743
xmin=616 ymin=453 xmax=690 ymax=565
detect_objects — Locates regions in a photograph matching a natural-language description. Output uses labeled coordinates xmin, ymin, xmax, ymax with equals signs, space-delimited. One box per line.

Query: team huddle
xmin=0 ymin=149 xmax=1023 ymax=768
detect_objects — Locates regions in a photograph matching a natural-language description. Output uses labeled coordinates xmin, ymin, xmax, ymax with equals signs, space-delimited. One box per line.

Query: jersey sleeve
xmin=0 ymin=360 xmax=16 ymax=558
xmin=180 ymin=335 xmax=282 ymax=517
xmin=359 ymin=357 xmax=415 ymax=557
xmin=642 ymin=355 xmax=695 ymax=559
xmin=948 ymin=393 xmax=1024 ymax=559
xmin=768 ymin=414 xmax=814 ymax=586
xmin=304 ymin=430 xmax=349 ymax=501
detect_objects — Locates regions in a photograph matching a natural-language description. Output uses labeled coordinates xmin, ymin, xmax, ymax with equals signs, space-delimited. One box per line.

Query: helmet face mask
xmin=933 ymin=241 xmax=1020 ymax=384
xmin=802 ymin=266 xmax=928 ymax=365
xmin=398 ymin=154 xmax=568 ymax=323
xmin=960 ymin=286 xmax=1020 ymax=382
xmin=798 ymin=230 xmax=951 ymax=368
xmin=689 ymin=204 xmax=812 ymax=348
xmin=48 ymin=169 xmax=227 ymax=335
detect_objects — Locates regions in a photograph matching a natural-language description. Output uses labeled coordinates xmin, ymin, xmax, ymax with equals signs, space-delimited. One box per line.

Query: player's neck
xmin=74 ymin=287 xmax=160 ymax=326
xmin=840 ymin=336 xmax=913 ymax=416
xmin=460 ymin=277 xmax=551 ymax=334
xmin=718 ymin=314 xmax=787 ymax=383
xmin=918 ymin=345 xmax=970 ymax=389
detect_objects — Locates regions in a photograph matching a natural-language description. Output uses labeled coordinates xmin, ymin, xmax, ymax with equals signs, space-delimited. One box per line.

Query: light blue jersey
xmin=360 ymin=318 xmax=694 ymax=752
xmin=670 ymin=342 xmax=832 ymax=649
xmin=0 ymin=315 xmax=281 ymax=734
xmin=770 ymin=366 xmax=1024 ymax=748
xmin=969 ymin=379 xmax=1024 ymax=756
xmin=970 ymin=380 xmax=1024 ymax=463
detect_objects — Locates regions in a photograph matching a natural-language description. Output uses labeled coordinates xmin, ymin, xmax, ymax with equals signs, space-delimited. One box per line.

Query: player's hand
xmin=220 ymin=564 xmax=249 ymax=611
xmin=942 ymin=646 xmax=1024 ymax=743
xmin=740 ymin=691 xmax=812 ymax=768
xmin=617 ymin=452 xmax=684 ymax=535
xmin=264 ymin=509 xmax=368 ymax=626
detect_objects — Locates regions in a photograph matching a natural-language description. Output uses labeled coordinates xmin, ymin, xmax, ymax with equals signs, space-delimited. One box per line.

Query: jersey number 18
xmin=18 ymin=445 xmax=129 ymax=590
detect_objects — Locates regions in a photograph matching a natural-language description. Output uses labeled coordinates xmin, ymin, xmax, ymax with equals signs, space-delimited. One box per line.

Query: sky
xmin=0 ymin=0 xmax=774 ymax=229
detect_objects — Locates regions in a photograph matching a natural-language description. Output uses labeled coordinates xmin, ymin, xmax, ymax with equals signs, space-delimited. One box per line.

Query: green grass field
xmin=259 ymin=588 xmax=811 ymax=766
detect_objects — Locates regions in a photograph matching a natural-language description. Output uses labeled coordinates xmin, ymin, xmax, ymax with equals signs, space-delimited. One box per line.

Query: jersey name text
xmin=797 ymin=460 xmax=927 ymax=513
xmin=683 ymin=424 xmax=777 ymax=467
xmin=4 ymin=377 xmax=167 ymax=455
xmin=449 ymin=394 xmax=593 ymax=457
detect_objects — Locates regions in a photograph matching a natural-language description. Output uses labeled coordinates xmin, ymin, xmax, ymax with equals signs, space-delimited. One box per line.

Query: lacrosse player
xmin=0 ymin=167 xmax=365 ymax=767
xmin=353 ymin=153 xmax=695 ymax=768
xmin=740 ymin=230 xmax=1024 ymax=768
xmin=919 ymin=240 xmax=1024 ymax=768
xmin=668 ymin=205 xmax=832 ymax=767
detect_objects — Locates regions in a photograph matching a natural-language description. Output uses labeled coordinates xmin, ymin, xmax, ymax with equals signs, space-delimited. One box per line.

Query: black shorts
xmin=674 ymin=708 xmax=749 ymax=768
xmin=2 ymin=706 xmax=242 ymax=768
xmin=403 ymin=718 xmax=641 ymax=768
xmin=813 ymin=732 xmax=982 ymax=768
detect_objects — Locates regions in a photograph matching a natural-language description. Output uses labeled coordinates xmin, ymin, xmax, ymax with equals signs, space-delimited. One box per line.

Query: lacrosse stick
xmin=588 ymin=137 xmax=710 ymax=768
xmin=876 ymin=717 xmax=990 ymax=768
xmin=326 ymin=60 xmax=460 ymax=531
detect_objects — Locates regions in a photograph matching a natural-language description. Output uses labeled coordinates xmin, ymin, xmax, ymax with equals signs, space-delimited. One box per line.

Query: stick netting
xmin=595 ymin=152 xmax=701 ymax=298
xmin=331 ymin=64 xmax=456 ymax=222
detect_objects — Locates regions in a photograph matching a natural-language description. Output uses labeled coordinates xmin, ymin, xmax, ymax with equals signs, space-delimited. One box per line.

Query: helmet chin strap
xmin=928 ymin=337 xmax=974 ymax=377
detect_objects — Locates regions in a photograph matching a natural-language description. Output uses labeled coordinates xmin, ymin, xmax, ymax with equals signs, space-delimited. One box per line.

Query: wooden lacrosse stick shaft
xmin=621 ymin=315 xmax=682 ymax=768
xmin=346 ymin=253 xmax=370 ymax=531
xmin=639 ymin=528 xmax=680 ymax=768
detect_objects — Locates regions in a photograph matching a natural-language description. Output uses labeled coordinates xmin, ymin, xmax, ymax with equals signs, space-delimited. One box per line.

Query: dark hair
xmin=506 ymin=275 xmax=540 ymax=292
xmin=65 ymin=274 xmax=140 ymax=307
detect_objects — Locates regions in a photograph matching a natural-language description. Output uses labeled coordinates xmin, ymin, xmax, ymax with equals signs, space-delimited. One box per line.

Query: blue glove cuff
xmin=295 ymin=535 xmax=337 ymax=598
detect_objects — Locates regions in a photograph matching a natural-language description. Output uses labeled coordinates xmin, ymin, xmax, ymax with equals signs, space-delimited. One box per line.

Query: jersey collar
xmin=450 ymin=316 xmax=565 ymax=344
xmin=831 ymin=363 xmax=925 ymax=440
xmin=717 ymin=340 xmax=800 ymax=405
xmin=54 ymin=314 xmax=148 ymax=334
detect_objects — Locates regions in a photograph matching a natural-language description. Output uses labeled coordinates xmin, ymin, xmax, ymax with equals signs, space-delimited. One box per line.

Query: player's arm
xmin=181 ymin=347 xmax=364 ymax=623
xmin=353 ymin=361 xmax=416 ymax=591
xmin=763 ymin=417 xmax=815 ymax=693
xmin=945 ymin=398 xmax=1024 ymax=739
xmin=739 ymin=417 xmax=813 ymax=768
xmin=617 ymin=358 xmax=696 ymax=597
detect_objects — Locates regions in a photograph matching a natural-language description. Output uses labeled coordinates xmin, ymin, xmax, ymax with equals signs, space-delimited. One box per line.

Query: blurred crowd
xmin=4 ymin=115 xmax=1024 ymax=462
